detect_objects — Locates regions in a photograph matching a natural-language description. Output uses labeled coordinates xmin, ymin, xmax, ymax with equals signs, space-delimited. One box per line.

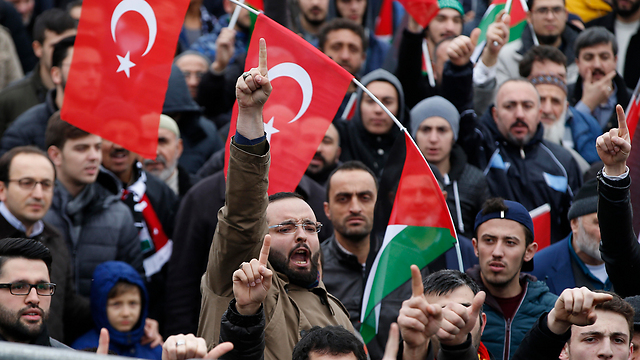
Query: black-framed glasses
xmin=533 ymin=6 xmax=564 ymax=16
xmin=0 ymin=282 xmax=56 ymax=296
xmin=8 ymin=178 xmax=54 ymax=191
xmin=268 ymin=221 xmax=323 ymax=234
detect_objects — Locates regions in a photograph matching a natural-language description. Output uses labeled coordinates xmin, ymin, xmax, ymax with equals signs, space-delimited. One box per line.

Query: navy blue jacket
xmin=567 ymin=107 xmax=603 ymax=164
xmin=72 ymin=261 xmax=161 ymax=359
xmin=529 ymin=236 xmax=576 ymax=295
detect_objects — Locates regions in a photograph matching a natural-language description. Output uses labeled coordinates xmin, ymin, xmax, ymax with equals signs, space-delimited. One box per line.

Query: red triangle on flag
xmin=397 ymin=0 xmax=440 ymax=29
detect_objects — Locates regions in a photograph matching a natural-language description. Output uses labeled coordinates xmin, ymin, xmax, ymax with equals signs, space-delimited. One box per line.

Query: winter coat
xmin=597 ymin=170 xmax=640 ymax=298
xmin=44 ymin=169 xmax=143 ymax=297
xmin=162 ymin=64 xmax=223 ymax=175
xmin=219 ymin=300 xmax=266 ymax=360
xmin=0 ymin=213 xmax=91 ymax=343
xmin=587 ymin=12 xmax=640 ymax=89
xmin=459 ymin=107 xmax=582 ymax=243
xmin=197 ymin=140 xmax=353 ymax=360
xmin=0 ymin=88 xmax=57 ymax=156
xmin=72 ymin=261 xmax=161 ymax=359
xmin=321 ymin=234 xmax=478 ymax=359
xmin=0 ymin=63 xmax=46 ymax=133
xmin=336 ymin=69 xmax=407 ymax=178
xmin=566 ymin=107 xmax=603 ymax=164
xmin=467 ymin=266 xmax=558 ymax=360
xmin=445 ymin=145 xmax=490 ymax=239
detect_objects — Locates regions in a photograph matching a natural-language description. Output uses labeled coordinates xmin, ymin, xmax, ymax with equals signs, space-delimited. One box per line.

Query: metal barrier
xmin=0 ymin=341 xmax=144 ymax=360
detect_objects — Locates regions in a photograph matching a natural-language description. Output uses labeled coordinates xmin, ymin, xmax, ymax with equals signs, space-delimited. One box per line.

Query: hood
xmin=162 ymin=64 xmax=202 ymax=115
xmin=90 ymin=261 xmax=148 ymax=346
xmin=354 ymin=69 xmax=406 ymax=127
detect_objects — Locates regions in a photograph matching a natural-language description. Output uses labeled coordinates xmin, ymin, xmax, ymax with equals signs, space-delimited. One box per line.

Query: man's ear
xmin=51 ymin=66 xmax=61 ymax=86
xmin=33 ymin=41 xmax=43 ymax=59
xmin=524 ymin=241 xmax=538 ymax=262
xmin=0 ymin=181 xmax=7 ymax=202
xmin=176 ymin=138 xmax=183 ymax=158
xmin=472 ymin=238 xmax=479 ymax=257
xmin=47 ymin=146 xmax=62 ymax=167
xmin=560 ymin=342 xmax=570 ymax=360
xmin=480 ymin=312 xmax=487 ymax=334
xmin=324 ymin=201 xmax=331 ymax=220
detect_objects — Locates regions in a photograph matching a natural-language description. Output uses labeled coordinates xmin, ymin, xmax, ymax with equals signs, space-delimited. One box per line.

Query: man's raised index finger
xmin=259 ymin=234 xmax=271 ymax=265
xmin=259 ymin=38 xmax=268 ymax=76
xmin=410 ymin=265 xmax=424 ymax=297
xmin=617 ymin=104 xmax=628 ymax=131
xmin=592 ymin=292 xmax=614 ymax=306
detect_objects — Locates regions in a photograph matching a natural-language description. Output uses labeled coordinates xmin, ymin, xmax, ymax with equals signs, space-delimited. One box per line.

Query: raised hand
xmin=212 ymin=28 xmax=237 ymax=73
xmin=447 ymin=28 xmax=480 ymax=67
xmin=96 ymin=328 xmax=109 ymax=355
xmin=547 ymin=287 xmax=613 ymax=335
xmin=382 ymin=323 xmax=400 ymax=360
xmin=596 ymin=104 xmax=631 ymax=176
xmin=162 ymin=334 xmax=233 ymax=360
xmin=436 ymin=291 xmax=486 ymax=346
xmin=236 ymin=38 xmax=272 ymax=139
xmin=397 ymin=265 xmax=443 ymax=359
xmin=232 ymin=234 xmax=274 ymax=315
xmin=481 ymin=11 xmax=510 ymax=67
xmin=581 ymin=70 xmax=616 ymax=111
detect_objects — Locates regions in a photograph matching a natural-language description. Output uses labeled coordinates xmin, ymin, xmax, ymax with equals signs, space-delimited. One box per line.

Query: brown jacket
xmin=197 ymin=140 xmax=353 ymax=360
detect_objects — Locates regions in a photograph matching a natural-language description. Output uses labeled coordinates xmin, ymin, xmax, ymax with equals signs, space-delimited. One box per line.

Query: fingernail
xmin=251 ymin=282 xmax=256 ymax=287
xmin=256 ymin=75 xmax=262 ymax=82
xmin=256 ymin=278 xmax=262 ymax=284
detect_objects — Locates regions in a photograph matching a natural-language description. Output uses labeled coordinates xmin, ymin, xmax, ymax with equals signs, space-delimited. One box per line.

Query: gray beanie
xmin=624 ymin=295 xmax=640 ymax=329
xmin=567 ymin=178 xmax=598 ymax=220
xmin=410 ymin=96 xmax=460 ymax=141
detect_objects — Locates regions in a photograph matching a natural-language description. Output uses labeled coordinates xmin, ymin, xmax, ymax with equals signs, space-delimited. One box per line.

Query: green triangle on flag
xmin=477 ymin=0 xmax=528 ymax=44
xmin=360 ymin=132 xmax=458 ymax=344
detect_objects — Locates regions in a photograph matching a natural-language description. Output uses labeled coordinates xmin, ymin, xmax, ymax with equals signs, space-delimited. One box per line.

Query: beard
xmin=269 ymin=245 xmax=320 ymax=287
xmin=482 ymin=256 xmax=525 ymax=289
xmin=614 ymin=0 xmax=640 ymax=18
xmin=0 ymin=304 xmax=48 ymax=342
xmin=575 ymin=219 xmax=602 ymax=262
xmin=143 ymin=154 xmax=178 ymax=181
xmin=542 ymin=107 xmax=568 ymax=144
xmin=302 ymin=9 xmax=326 ymax=27
xmin=537 ymin=34 xmax=561 ymax=45
xmin=333 ymin=217 xmax=372 ymax=244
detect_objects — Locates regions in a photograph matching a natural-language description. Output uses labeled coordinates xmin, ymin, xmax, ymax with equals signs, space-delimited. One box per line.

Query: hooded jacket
xmin=336 ymin=69 xmax=407 ymax=178
xmin=72 ymin=261 xmax=161 ymax=359
xmin=459 ymin=107 xmax=582 ymax=243
xmin=163 ymin=64 xmax=223 ymax=175
xmin=44 ymin=169 xmax=143 ymax=297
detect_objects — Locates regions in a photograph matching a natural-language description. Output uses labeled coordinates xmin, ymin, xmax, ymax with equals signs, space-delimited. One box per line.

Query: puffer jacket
xmin=566 ymin=107 xmax=603 ymax=165
xmin=459 ymin=107 xmax=582 ymax=243
xmin=467 ymin=266 xmax=557 ymax=360
xmin=44 ymin=169 xmax=143 ymax=297
xmin=197 ymin=140 xmax=353 ymax=360
xmin=72 ymin=261 xmax=161 ymax=359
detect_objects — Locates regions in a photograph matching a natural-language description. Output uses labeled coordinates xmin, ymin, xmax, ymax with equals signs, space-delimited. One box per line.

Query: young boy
xmin=72 ymin=261 xmax=161 ymax=359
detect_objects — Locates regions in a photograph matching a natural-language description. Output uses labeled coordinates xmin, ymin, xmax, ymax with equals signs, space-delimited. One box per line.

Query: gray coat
xmin=44 ymin=169 xmax=143 ymax=297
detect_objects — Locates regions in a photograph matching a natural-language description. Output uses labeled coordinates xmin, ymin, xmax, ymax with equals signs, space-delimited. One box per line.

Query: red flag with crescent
xmin=60 ymin=0 xmax=189 ymax=159
xmin=225 ymin=14 xmax=354 ymax=195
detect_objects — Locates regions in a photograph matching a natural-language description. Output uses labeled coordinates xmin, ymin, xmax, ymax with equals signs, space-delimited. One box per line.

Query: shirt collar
xmin=0 ymin=202 xmax=44 ymax=237
xmin=568 ymin=235 xmax=610 ymax=287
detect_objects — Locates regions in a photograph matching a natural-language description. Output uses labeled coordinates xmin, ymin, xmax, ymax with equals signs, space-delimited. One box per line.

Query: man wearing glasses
xmin=197 ymin=40 xmax=353 ymax=360
xmin=0 ymin=237 xmax=67 ymax=347
xmin=0 ymin=146 xmax=90 ymax=344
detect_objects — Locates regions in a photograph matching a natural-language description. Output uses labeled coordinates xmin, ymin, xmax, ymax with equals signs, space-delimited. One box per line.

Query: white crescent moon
xmin=268 ymin=62 xmax=313 ymax=123
xmin=111 ymin=0 xmax=157 ymax=56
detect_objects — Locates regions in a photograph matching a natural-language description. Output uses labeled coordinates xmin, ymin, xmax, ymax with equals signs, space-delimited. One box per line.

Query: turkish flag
xmin=60 ymin=0 xmax=189 ymax=159
xmin=225 ymin=14 xmax=353 ymax=195
xmin=398 ymin=0 xmax=439 ymax=28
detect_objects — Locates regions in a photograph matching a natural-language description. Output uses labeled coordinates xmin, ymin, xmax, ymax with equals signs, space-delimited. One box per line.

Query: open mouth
xmin=290 ymin=247 xmax=310 ymax=267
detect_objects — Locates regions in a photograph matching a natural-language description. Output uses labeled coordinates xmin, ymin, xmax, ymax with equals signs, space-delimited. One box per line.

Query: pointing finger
xmin=494 ymin=10 xmax=506 ymax=22
xmin=592 ymin=292 xmax=614 ymax=306
xmin=617 ymin=104 xmax=628 ymax=135
xmin=259 ymin=234 xmax=271 ymax=266
xmin=258 ymin=38 xmax=268 ymax=76
xmin=410 ymin=265 xmax=424 ymax=297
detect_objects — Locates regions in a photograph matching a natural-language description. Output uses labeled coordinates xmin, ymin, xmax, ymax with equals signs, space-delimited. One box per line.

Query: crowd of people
xmin=1 ymin=0 xmax=640 ymax=358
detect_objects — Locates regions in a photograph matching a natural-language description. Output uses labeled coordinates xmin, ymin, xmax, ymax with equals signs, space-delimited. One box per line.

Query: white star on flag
xmin=264 ymin=117 xmax=280 ymax=142
xmin=116 ymin=51 xmax=136 ymax=78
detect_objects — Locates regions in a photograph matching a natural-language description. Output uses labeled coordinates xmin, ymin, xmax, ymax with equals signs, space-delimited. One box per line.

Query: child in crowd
xmin=72 ymin=261 xmax=161 ymax=359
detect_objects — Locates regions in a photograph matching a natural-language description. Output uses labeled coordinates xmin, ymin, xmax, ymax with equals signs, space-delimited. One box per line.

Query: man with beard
xmin=568 ymin=27 xmax=631 ymax=133
xmin=294 ymin=0 xmax=330 ymax=46
xmin=495 ymin=0 xmax=581 ymax=86
xmin=0 ymin=237 xmax=66 ymax=347
xmin=459 ymin=79 xmax=582 ymax=243
xmin=466 ymin=198 xmax=557 ymax=360
xmin=587 ymin=0 xmax=640 ymax=89
xmin=197 ymin=39 xmax=353 ymax=360
xmin=304 ymin=123 xmax=341 ymax=186
xmin=530 ymin=178 xmax=611 ymax=295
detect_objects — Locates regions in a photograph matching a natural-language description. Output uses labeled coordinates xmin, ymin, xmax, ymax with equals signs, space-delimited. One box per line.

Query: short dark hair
xmin=51 ymin=35 xmax=75 ymax=69
xmin=325 ymin=161 xmax=379 ymax=202
xmin=423 ymin=269 xmax=481 ymax=296
xmin=318 ymin=18 xmax=367 ymax=54
xmin=574 ymin=26 xmax=618 ymax=59
xmin=108 ymin=281 xmax=140 ymax=300
xmin=566 ymin=291 xmax=634 ymax=341
xmin=0 ymin=238 xmax=52 ymax=276
xmin=292 ymin=326 xmax=367 ymax=360
xmin=45 ymin=111 xmax=91 ymax=150
xmin=477 ymin=198 xmax=534 ymax=246
xmin=66 ymin=0 xmax=83 ymax=12
xmin=519 ymin=45 xmax=567 ymax=78
xmin=268 ymin=192 xmax=305 ymax=203
xmin=0 ymin=146 xmax=55 ymax=184
xmin=33 ymin=8 xmax=76 ymax=45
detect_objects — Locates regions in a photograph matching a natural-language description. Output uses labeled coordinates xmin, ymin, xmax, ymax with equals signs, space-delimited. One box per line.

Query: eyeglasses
xmin=533 ymin=6 xmax=564 ymax=16
xmin=0 ymin=282 xmax=56 ymax=296
xmin=269 ymin=221 xmax=323 ymax=234
xmin=8 ymin=178 xmax=54 ymax=191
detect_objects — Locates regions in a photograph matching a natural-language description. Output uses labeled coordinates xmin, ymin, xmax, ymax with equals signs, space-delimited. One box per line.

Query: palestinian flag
xmin=360 ymin=131 xmax=458 ymax=343
xmin=476 ymin=0 xmax=528 ymax=45
xmin=374 ymin=0 xmax=394 ymax=42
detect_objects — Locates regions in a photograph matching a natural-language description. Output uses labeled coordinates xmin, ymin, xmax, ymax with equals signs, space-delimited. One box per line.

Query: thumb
xmin=469 ymin=291 xmax=486 ymax=320
xmin=96 ymin=328 xmax=110 ymax=355
xmin=470 ymin=28 xmax=481 ymax=46
xmin=502 ymin=14 xmax=511 ymax=26
xmin=204 ymin=342 xmax=234 ymax=359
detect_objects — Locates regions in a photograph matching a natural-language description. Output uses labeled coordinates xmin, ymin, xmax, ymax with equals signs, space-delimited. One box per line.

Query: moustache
xmin=25 ymin=198 xmax=46 ymax=207
xmin=288 ymin=243 xmax=312 ymax=258
xmin=109 ymin=148 xmax=130 ymax=157
xmin=143 ymin=154 xmax=167 ymax=167
xmin=510 ymin=119 xmax=529 ymax=129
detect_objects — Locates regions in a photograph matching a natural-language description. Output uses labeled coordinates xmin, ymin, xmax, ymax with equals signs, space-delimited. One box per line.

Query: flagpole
xmin=353 ymin=78 xmax=406 ymax=132
xmin=229 ymin=0 xmax=260 ymax=15
xmin=228 ymin=0 xmax=245 ymax=29
xmin=422 ymin=39 xmax=436 ymax=88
